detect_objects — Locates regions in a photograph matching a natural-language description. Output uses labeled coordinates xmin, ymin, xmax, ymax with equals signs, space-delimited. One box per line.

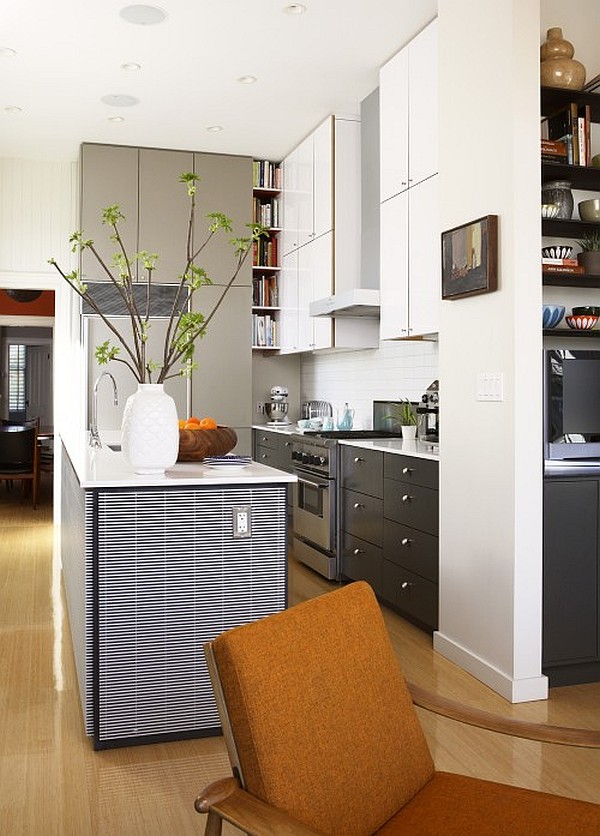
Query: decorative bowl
xmin=177 ymin=425 xmax=238 ymax=461
xmin=572 ymin=306 xmax=600 ymax=317
xmin=578 ymin=199 xmax=600 ymax=222
xmin=541 ymin=245 xmax=573 ymax=260
xmin=542 ymin=304 xmax=565 ymax=329
xmin=565 ymin=314 xmax=599 ymax=330
xmin=541 ymin=203 xmax=560 ymax=219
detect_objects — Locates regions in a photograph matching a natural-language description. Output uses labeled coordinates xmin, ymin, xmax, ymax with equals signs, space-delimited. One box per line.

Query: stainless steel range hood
xmin=309 ymin=288 xmax=380 ymax=318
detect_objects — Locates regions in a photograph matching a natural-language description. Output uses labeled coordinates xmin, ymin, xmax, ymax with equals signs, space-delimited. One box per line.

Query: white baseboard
xmin=433 ymin=631 xmax=549 ymax=703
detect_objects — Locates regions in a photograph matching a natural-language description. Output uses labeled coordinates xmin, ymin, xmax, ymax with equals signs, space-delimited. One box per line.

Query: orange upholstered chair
xmin=195 ymin=581 xmax=600 ymax=835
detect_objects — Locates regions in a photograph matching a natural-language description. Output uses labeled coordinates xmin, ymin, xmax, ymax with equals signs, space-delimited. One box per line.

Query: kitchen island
xmin=60 ymin=432 xmax=295 ymax=749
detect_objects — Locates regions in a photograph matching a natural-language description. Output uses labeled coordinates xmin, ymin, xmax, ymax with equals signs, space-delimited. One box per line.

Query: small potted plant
xmin=577 ymin=230 xmax=600 ymax=275
xmin=399 ymin=399 xmax=417 ymax=440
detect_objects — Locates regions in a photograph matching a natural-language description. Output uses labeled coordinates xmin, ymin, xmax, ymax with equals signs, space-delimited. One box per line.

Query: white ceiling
xmin=1 ymin=0 xmax=437 ymax=163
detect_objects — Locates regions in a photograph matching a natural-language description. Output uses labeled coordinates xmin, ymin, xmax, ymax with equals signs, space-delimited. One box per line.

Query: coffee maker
xmin=265 ymin=385 xmax=290 ymax=425
xmin=416 ymin=380 xmax=439 ymax=443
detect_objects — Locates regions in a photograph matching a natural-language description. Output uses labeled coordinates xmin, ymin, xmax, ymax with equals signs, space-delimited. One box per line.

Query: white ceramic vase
xmin=121 ymin=384 xmax=179 ymax=475
xmin=401 ymin=424 xmax=417 ymax=441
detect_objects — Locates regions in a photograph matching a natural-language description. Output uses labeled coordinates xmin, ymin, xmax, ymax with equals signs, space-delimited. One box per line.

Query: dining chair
xmin=0 ymin=426 xmax=39 ymax=509
xmin=195 ymin=581 xmax=600 ymax=835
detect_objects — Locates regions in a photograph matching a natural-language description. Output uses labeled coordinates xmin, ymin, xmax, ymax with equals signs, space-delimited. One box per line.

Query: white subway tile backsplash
xmin=300 ymin=340 xmax=439 ymax=429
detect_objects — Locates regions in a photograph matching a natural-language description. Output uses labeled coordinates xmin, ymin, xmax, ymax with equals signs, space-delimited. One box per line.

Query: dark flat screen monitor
xmin=544 ymin=349 xmax=600 ymax=460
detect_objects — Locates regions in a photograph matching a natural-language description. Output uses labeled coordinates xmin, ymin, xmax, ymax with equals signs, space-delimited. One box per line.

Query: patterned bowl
xmin=541 ymin=203 xmax=560 ymax=219
xmin=542 ymin=305 xmax=565 ymax=329
xmin=565 ymin=314 xmax=599 ymax=330
xmin=541 ymin=245 xmax=573 ymax=260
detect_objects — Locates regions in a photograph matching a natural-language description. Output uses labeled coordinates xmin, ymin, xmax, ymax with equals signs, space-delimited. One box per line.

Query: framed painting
xmin=441 ymin=214 xmax=498 ymax=300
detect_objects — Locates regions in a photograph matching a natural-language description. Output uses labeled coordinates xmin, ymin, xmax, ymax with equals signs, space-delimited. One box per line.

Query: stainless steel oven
xmin=291 ymin=428 xmax=407 ymax=581
xmin=291 ymin=435 xmax=338 ymax=580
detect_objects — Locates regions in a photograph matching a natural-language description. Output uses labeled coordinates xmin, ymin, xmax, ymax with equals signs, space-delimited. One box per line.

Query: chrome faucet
xmin=90 ymin=371 xmax=119 ymax=449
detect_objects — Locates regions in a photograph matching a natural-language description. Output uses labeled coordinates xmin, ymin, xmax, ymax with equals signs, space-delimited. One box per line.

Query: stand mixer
xmin=265 ymin=385 xmax=291 ymax=425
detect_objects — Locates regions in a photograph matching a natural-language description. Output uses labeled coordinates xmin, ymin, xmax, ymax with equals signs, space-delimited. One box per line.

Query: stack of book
xmin=541 ymin=101 xmax=592 ymax=166
xmin=252 ymin=275 xmax=279 ymax=307
xmin=252 ymin=196 xmax=280 ymax=228
xmin=252 ymin=160 xmax=281 ymax=190
xmin=253 ymin=313 xmax=278 ymax=347
xmin=253 ymin=236 xmax=278 ymax=268
xmin=542 ymin=256 xmax=584 ymax=274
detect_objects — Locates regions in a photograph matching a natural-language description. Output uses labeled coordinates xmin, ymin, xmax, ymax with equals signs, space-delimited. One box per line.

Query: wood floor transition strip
xmin=407 ymin=682 xmax=600 ymax=749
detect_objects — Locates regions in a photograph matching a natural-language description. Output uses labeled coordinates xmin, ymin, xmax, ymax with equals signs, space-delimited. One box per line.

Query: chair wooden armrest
xmin=195 ymin=777 xmax=324 ymax=836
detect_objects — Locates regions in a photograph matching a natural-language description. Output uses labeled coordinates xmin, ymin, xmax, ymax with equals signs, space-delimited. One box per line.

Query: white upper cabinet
xmin=380 ymin=17 xmax=438 ymax=203
xmin=282 ymin=117 xmax=334 ymax=256
xmin=280 ymin=115 xmax=368 ymax=353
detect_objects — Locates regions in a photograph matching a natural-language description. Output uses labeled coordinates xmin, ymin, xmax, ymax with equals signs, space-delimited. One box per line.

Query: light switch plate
xmin=476 ymin=372 xmax=504 ymax=402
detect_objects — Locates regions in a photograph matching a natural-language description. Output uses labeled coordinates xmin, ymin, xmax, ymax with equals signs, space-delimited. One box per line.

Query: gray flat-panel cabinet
xmin=340 ymin=447 xmax=384 ymax=594
xmin=543 ymin=478 xmax=600 ymax=686
xmin=138 ymin=148 xmax=194 ymax=284
xmin=80 ymin=144 xmax=139 ymax=280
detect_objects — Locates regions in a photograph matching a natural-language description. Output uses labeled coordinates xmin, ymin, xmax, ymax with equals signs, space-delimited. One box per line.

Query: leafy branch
xmin=49 ymin=173 xmax=268 ymax=384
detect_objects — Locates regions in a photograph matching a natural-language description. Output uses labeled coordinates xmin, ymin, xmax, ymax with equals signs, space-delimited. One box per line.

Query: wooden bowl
xmin=177 ymin=425 xmax=238 ymax=462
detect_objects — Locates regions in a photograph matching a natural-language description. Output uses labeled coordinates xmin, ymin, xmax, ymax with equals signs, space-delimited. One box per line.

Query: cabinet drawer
xmin=340 ymin=533 xmax=382 ymax=594
xmin=384 ymin=454 xmax=438 ymax=490
xmin=341 ymin=446 xmax=383 ymax=498
xmin=255 ymin=444 xmax=285 ymax=469
xmin=381 ymin=561 xmax=438 ymax=631
xmin=384 ymin=479 xmax=438 ymax=535
xmin=342 ymin=489 xmax=383 ymax=546
xmin=383 ymin=519 xmax=438 ymax=583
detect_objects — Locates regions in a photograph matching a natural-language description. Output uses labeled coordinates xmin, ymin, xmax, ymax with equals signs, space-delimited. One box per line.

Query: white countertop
xmin=339 ymin=438 xmax=439 ymax=460
xmin=62 ymin=430 xmax=297 ymax=489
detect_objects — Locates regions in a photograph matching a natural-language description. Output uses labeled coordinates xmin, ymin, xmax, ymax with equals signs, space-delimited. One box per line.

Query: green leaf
xmin=69 ymin=231 xmax=93 ymax=252
xmin=136 ymin=250 xmax=159 ymax=271
xmin=95 ymin=340 xmax=120 ymax=365
xmin=207 ymin=212 xmax=233 ymax=233
xmin=102 ymin=205 xmax=124 ymax=226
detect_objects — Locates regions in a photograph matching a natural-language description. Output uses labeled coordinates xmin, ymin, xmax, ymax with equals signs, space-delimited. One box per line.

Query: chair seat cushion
xmin=376 ymin=772 xmax=600 ymax=834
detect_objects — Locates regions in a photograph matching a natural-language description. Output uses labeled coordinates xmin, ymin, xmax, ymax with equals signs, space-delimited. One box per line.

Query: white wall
xmin=301 ymin=339 xmax=438 ymax=428
xmin=436 ymin=0 xmax=546 ymax=702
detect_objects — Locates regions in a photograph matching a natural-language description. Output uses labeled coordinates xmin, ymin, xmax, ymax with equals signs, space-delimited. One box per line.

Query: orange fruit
xmin=184 ymin=420 xmax=201 ymax=430
xmin=199 ymin=416 xmax=218 ymax=430
xmin=186 ymin=416 xmax=201 ymax=425
xmin=178 ymin=419 xmax=187 ymax=429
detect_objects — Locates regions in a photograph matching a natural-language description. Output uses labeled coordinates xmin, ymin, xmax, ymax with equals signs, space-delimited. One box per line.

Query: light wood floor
xmin=1 ymin=477 xmax=599 ymax=835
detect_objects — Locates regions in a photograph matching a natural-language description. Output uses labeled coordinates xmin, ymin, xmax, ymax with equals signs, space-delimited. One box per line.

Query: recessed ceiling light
xmin=121 ymin=62 xmax=142 ymax=71
xmin=284 ymin=3 xmax=306 ymax=14
xmin=0 ymin=47 xmax=17 ymax=57
xmin=101 ymin=94 xmax=140 ymax=107
xmin=237 ymin=75 xmax=257 ymax=84
xmin=119 ymin=5 xmax=167 ymax=25
xmin=206 ymin=125 xmax=223 ymax=133
xmin=108 ymin=116 xmax=125 ymax=123
xmin=4 ymin=105 xmax=23 ymax=114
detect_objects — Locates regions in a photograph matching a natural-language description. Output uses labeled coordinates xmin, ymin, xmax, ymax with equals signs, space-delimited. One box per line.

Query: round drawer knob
xmin=353 ymin=502 xmax=364 ymax=509
xmin=402 ymin=494 xmax=412 ymax=503
xmin=401 ymin=537 xmax=412 ymax=547
xmin=353 ymin=548 xmax=364 ymax=556
xmin=261 ymin=453 xmax=268 ymax=459
xmin=400 ymin=581 xmax=414 ymax=591
xmin=354 ymin=456 xmax=365 ymax=463
xmin=402 ymin=467 xmax=413 ymax=475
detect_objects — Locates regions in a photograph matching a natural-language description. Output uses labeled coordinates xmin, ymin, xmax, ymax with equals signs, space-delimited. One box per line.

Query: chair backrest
xmin=208 ymin=581 xmax=435 ymax=836
xmin=0 ymin=427 xmax=36 ymax=469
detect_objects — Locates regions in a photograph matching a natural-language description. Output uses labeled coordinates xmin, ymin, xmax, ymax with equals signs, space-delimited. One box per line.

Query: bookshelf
xmin=252 ymin=159 xmax=281 ymax=350
xmin=541 ymin=87 xmax=600 ymax=339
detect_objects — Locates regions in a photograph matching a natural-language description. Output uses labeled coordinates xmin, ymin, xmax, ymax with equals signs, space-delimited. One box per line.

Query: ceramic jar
xmin=121 ymin=383 xmax=179 ymax=475
xmin=542 ymin=180 xmax=573 ymax=220
xmin=540 ymin=27 xmax=586 ymax=91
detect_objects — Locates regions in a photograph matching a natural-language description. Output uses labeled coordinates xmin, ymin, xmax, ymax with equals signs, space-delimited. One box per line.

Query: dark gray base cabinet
xmin=340 ymin=446 xmax=439 ymax=633
xmin=543 ymin=478 xmax=600 ymax=686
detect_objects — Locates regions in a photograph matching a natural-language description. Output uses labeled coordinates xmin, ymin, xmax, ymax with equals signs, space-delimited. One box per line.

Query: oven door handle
xmin=295 ymin=474 xmax=329 ymax=491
